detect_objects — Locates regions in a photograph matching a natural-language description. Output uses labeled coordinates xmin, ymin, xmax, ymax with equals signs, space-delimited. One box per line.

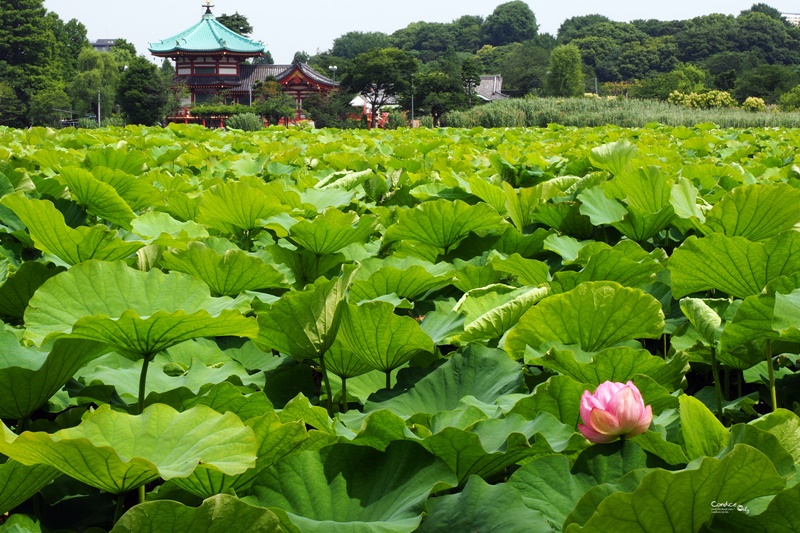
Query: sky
xmin=44 ymin=0 xmax=783 ymax=65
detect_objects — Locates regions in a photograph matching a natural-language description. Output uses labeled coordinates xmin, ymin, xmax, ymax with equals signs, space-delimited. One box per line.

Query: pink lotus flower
xmin=578 ymin=381 xmax=652 ymax=443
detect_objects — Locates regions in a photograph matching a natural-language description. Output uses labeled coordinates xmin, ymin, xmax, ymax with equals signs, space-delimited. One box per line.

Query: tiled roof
xmin=149 ymin=13 xmax=265 ymax=55
xmin=235 ymin=63 xmax=337 ymax=91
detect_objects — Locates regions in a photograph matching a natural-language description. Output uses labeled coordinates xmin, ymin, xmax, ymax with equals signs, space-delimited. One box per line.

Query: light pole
xmin=328 ymin=65 xmax=338 ymax=85
xmin=97 ymin=89 xmax=101 ymax=127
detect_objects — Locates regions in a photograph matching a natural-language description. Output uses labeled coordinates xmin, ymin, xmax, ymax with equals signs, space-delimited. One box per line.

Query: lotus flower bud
xmin=578 ymin=381 xmax=652 ymax=443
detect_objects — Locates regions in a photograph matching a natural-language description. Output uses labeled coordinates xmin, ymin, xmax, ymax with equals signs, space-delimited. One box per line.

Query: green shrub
xmin=225 ymin=113 xmax=263 ymax=131
xmin=385 ymin=110 xmax=407 ymax=129
xmin=77 ymin=117 xmax=98 ymax=129
xmin=742 ymin=96 xmax=766 ymax=112
xmin=669 ymin=90 xmax=737 ymax=109
xmin=779 ymin=85 xmax=800 ymax=111
xmin=101 ymin=116 xmax=126 ymax=127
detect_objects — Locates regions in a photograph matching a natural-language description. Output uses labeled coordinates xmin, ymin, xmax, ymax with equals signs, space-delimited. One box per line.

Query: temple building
xmin=149 ymin=1 xmax=337 ymax=123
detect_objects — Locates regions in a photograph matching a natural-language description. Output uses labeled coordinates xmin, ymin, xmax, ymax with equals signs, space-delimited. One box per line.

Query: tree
xmin=632 ymin=64 xmax=707 ymax=100
xmin=343 ymin=48 xmax=418 ymax=128
xmin=68 ymin=48 xmax=119 ymax=119
xmin=253 ymin=79 xmax=296 ymax=125
xmin=46 ymin=13 xmax=89 ymax=81
xmin=27 ymin=84 xmax=71 ymax=126
xmin=110 ymin=39 xmax=136 ymax=73
xmin=451 ymin=15 xmax=484 ymax=53
xmin=545 ymin=44 xmax=584 ymax=97
xmin=303 ymin=90 xmax=356 ymax=128
xmin=0 ymin=0 xmax=58 ymax=124
xmin=557 ymin=14 xmax=611 ymax=42
xmin=498 ymin=41 xmax=551 ymax=96
xmin=0 ymin=82 xmax=25 ymax=127
xmin=118 ymin=56 xmax=168 ymax=125
xmin=484 ymin=1 xmax=538 ymax=46
xmin=217 ymin=12 xmax=253 ymax=36
xmin=734 ymin=64 xmax=799 ymax=103
xmin=461 ymin=57 xmax=481 ymax=107
xmin=411 ymin=70 xmax=466 ymax=126
xmin=331 ymin=32 xmax=390 ymax=59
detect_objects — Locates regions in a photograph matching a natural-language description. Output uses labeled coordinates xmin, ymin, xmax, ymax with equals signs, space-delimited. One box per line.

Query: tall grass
xmin=443 ymin=97 xmax=800 ymax=129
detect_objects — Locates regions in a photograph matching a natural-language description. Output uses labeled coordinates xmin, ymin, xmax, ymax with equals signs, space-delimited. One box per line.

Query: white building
xmin=782 ymin=13 xmax=800 ymax=26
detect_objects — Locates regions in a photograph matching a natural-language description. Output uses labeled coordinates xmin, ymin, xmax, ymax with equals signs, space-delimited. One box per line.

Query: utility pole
xmin=97 ymin=89 xmax=101 ymax=127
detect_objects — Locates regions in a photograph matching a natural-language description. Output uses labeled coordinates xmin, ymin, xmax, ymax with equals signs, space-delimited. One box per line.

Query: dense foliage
xmin=0 ymin=123 xmax=798 ymax=531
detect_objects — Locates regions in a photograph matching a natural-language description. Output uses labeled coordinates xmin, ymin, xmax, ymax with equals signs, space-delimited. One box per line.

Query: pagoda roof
xmin=236 ymin=63 xmax=338 ymax=90
xmin=149 ymin=11 xmax=265 ymax=56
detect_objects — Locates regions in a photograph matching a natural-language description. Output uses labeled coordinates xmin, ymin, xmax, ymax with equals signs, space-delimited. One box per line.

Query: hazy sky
xmin=44 ymin=0 xmax=779 ymax=64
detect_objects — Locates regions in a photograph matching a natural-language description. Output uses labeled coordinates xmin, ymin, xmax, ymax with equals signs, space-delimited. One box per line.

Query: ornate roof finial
xmin=203 ymin=0 xmax=214 ymax=15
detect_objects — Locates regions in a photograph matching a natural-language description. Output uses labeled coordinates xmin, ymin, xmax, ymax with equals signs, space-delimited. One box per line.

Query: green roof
xmin=149 ymin=13 xmax=265 ymax=55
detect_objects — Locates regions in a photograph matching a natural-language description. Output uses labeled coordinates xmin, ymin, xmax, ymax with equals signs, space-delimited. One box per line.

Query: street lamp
xmin=328 ymin=65 xmax=338 ymax=84
xmin=97 ymin=89 xmax=101 ymax=127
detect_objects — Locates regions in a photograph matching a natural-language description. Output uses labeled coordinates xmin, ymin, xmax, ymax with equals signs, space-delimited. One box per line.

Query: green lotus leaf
xmin=555 ymin=248 xmax=664 ymax=290
xmin=455 ymin=285 xmax=550 ymax=343
xmin=0 ymin=514 xmax=41 ymax=533
xmin=680 ymin=298 xmax=724 ymax=346
xmin=708 ymin=484 xmax=800 ymax=533
xmin=589 ymin=140 xmax=637 ymax=175
xmin=91 ymin=167 xmax=159 ymax=212
xmin=324 ymin=339 xmax=374 ymax=379
xmin=161 ymin=242 xmax=288 ymax=297
xmin=0 ymin=459 xmax=57 ymax=515
xmin=256 ymin=266 xmax=357 ymax=360
xmin=704 ymin=183 xmax=800 ymax=241
xmin=0 ymin=404 xmax=257 ymax=494
xmin=384 ymin=199 xmax=505 ymax=253
xmin=288 ymin=208 xmax=378 ymax=255
xmin=0 ymin=332 xmax=108 ymax=419
xmin=468 ymin=176 xmax=506 ymax=214
xmin=349 ymin=264 xmax=453 ymax=302
xmin=0 ymin=261 xmax=63 ymax=322
xmin=670 ymin=177 xmax=706 ymax=222
xmin=567 ymin=445 xmax=785 ymax=533
xmin=669 ymin=231 xmax=800 ymax=299
xmin=503 ymin=182 xmax=543 ymax=231
xmin=171 ymin=412 xmax=314 ymax=499
xmin=509 ymin=454 xmax=599 ymax=529
xmin=490 ymin=253 xmax=550 ymax=286
xmin=84 ymin=145 xmax=149 ymax=176
xmin=605 ymin=166 xmax=673 ymax=214
xmin=679 ymin=395 xmax=729 ymax=460
xmin=300 ymin=187 xmax=355 ymax=212
xmin=719 ymin=424 xmax=795 ymax=477
xmin=24 ymin=260 xmax=258 ymax=355
xmin=339 ymin=301 xmax=433 ymax=374
xmin=246 ymin=441 xmax=457 ymax=533
xmin=130 ymin=211 xmax=209 ymax=244
xmin=418 ymin=476 xmax=552 ymax=533
xmin=1 ymin=195 xmax=143 ymax=265
xmin=613 ymin=205 xmax=676 ymax=242
xmin=111 ymin=494 xmax=281 ymax=533
xmin=722 ymin=276 xmax=800 ymax=353
xmin=771 ymin=288 xmax=800 ymax=341
xmin=749 ymin=409 xmax=800 ymax=463
xmin=362 ymin=346 xmax=525 ymax=419
xmin=421 ymin=412 xmax=580 ymax=483
xmin=564 ymin=469 xmax=651 ymax=531
xmin=58 ymin=167 xmax=136 ymax=229
xmin=536 ymin=347 xmax=688 ymax=391
xmin=505 ymin=281 xmax=664 ymax=359
xmin=77 ymin=354 xmax=262 ymax=404
xmin=509 ymin=375 xmax=588 ymax=427
xmin=198 ymin=181 xmax=290 ymax=235
xmin=578 ymin=186 xmax=626 ymax=226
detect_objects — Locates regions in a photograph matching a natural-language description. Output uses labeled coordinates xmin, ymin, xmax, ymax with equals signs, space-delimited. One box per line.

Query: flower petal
xmin=609 ymin=386 xmax=644 ymax=433
xmin=589 ymin=408 xmax=620 ymax=435
xmin=579 ymin=423 xmax=619 ymax=444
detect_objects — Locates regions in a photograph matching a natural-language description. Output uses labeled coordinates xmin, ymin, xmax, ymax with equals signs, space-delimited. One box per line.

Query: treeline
xmin=301 ymin=1 xmax=800 ymax=125
xmin=0 ymin=0 xmax=173 ymax=127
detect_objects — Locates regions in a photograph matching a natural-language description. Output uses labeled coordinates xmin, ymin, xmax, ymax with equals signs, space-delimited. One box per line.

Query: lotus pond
xmin=0 ymin=122 xmax=798 ymax=532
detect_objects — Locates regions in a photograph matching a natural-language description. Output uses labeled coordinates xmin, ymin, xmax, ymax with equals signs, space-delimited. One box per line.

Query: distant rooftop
xmin=782 ymin=13 xmax=800 ymax=26
xmin=91 ymin=39 xmax=117 ymax=53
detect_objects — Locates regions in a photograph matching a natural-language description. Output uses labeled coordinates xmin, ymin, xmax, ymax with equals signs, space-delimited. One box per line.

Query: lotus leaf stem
xmin=319 ymin=354 xmax=334 ymax=416
xmin=709 ymin=346 xmax=723 ymax=420
xmin=385 ymin=370 xmax=392 ymax=391
xmin=341 ymin=377 xmax=348 ymax=413
xmin=766 ymin=339 xmax=777 ymax=411
xmin=138 ymin=355 xmax=152 ymax=415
